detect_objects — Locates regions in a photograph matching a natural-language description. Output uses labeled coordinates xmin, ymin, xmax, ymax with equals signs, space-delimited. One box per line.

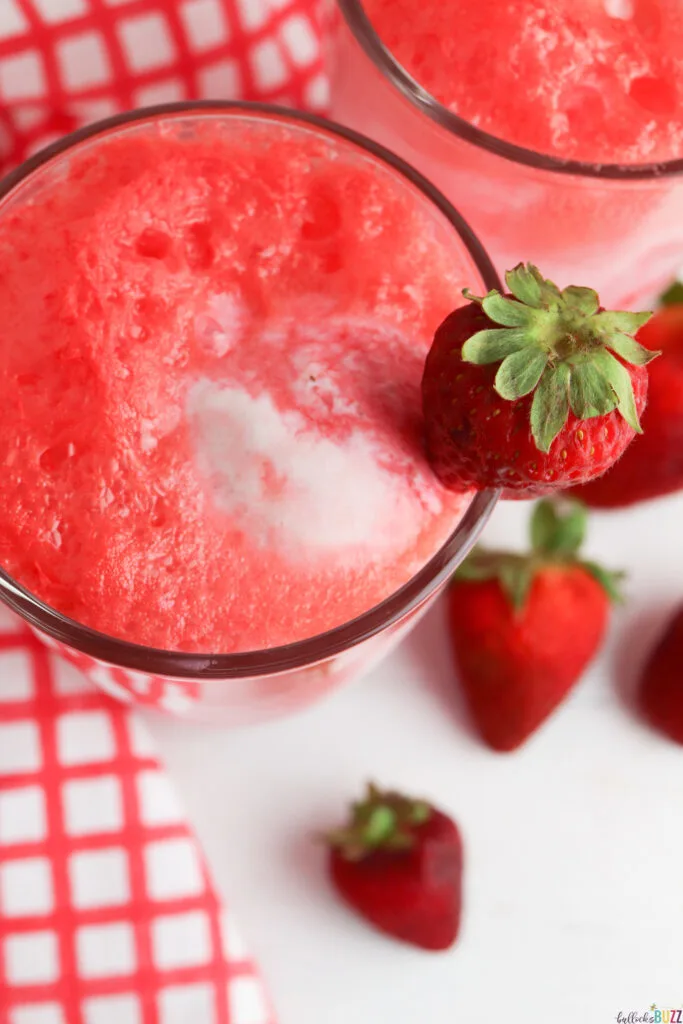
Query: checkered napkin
xmin=0 ymin=0 xmax=326 ymax=172
xmin=0 ymin=610 xmax=275 ymax=1024
xmin=0 ymin=1 xmax=326 ymax=1020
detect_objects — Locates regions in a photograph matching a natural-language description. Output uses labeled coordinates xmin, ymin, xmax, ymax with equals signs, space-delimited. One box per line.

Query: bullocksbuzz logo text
xmin=616 ymin=1007 xmax=683 ymax=1023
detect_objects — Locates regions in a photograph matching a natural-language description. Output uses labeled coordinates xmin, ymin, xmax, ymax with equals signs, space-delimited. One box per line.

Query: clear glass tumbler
xmin=326 ymin=0 xmax=683 ymax=309
xmin=0 ymin=102 xmax=499 ymax=725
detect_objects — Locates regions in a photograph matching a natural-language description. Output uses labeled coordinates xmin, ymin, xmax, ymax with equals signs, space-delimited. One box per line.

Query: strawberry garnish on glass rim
xmin=422 ymin=263 xmax=659 ymax=496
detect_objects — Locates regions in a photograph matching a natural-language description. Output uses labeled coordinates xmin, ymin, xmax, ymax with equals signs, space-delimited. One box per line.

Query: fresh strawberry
xmin=422 ymin=263 xmax=656 ymax=496
xmin=571 ymin=287 xmax=683 ymax=507
xmin=327 ymin=783 xmax=462 ymax=951
xmin=448 ymin=500 xmax=621 ymax=751
xmin=638 ymin=605 xmax=683 ymax=745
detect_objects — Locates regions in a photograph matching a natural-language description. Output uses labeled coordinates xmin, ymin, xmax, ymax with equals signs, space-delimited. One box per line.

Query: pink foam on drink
xmin=365 ymin=0 xmax=683 ymax=162
xmin=0 ymin=117 xmax=471 ymax=653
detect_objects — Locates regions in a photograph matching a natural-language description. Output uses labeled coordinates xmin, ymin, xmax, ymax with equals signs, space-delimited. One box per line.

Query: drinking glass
xmin=0 ymin=102 xmax=499 ymax=724
xmin=327 ymin=0 xmax=683 ymax=308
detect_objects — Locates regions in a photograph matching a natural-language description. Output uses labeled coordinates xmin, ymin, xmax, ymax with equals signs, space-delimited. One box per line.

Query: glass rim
xmin=337 ymin=0 xmax=683 ymax=181
xmin=0 ymin=99 xmax=500 ymax=679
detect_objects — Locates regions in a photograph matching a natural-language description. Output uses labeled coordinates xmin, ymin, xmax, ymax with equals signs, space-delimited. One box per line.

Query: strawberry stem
xmin=326 ymin=784 xmax=432 ymax=861
xmin=454 ymin=499 xmax=624 ymax=610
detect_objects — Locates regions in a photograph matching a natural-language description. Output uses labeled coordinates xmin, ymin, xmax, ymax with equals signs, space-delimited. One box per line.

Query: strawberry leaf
xmin=561 ymin=285 xmax=599 ymax=316
xmin=505 ymin=263 xmax=544 ymax=308
xmin=593 ymin=310 xmax=652 ymax=334
xmin=604 ymin=332 xmax=659 ymax=366
xmin=591 ymin=349 xmax=643 ymax=432
xmin=531 ymin=499 xmax=587 ymax=558
xmin=529 ymin=500 xmax=559 ymax=553
xmin=454 ymin=548 xmax=535 ymax=610
xmin=454 ymin=550 xmax=533 ymax=610
xmin=495 ymin=348 xmax=548 ymax=400
xmin=453 ymin=547 xmax=496 ymax=581
xmin=659 ymin=280 xmax=683 ymax=307
xmin=499 ymin=559 xmax=534 ymax=611
xmin=568 ymin=361 xmax=619 ymax=420
xmin=362 ymin=806 xmax=397 ymax=847
xmin=481 ymin=292 xmax=536 ymax=327
xmin=408 ymin=801 xmax=431 ymax=825
xmin=528 ymin=264 xmax=562 ymax=305
xmin=462 ymin=327 xmax=531 ymax=364
xmin=580 ymin=560 xmax=625 ymax=602
xmin=530 ymin=363 xmax=571 ymax=452
xmin=552 ymin=505 xmax=587 ymax=557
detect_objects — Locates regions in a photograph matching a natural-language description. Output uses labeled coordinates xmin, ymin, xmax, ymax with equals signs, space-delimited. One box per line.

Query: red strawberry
xmin=422 ymin=263 xmax=656 ymax=496
xmin=448 ymin=500 xmax=621 ymax=751
xmin=638 ymin=605 xmax=683 ymax=745
xmin=327 ymin=784 xmax=462 ymax=951
xmin=571 ymin=291 xmax=683 ymax=507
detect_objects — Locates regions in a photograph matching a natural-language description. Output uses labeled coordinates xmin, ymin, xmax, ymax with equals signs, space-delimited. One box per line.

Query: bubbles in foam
xmin=194 ymin=293 xmax=249 ymax=357
xmin=140 ymin=419 xmax=157 ymax=452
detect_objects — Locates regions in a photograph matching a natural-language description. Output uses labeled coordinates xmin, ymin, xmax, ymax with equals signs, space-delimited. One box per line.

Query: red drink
xmin=365 ymin=0 xmax=682 ymax=164
xmin=327 ymin=0 xmax=683 ymax=307
xmin=0 ymin=105 xmax=497 ymax=721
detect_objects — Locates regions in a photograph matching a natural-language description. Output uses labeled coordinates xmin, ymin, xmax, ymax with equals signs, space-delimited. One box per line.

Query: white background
xmin=151 ymin=492 xmax=683 ymax=1024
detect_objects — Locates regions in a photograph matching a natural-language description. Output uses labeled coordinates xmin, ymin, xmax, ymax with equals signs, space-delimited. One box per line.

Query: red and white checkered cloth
xmin=0 ymin=0 xmax=326 ymax=171
xmin=0 ymin=611 xmax=276 ymax=1024
xmin=0 ymin=0 xmax=327 ymax=1019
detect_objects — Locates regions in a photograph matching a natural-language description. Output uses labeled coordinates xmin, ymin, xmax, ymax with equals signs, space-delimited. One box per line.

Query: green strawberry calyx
xmin=462 ymin=263 xmax=658 ymax=453
xmin=659 ymin=279 xmax=683 ymax=306
xmin=454 ymin=499 xmax=624 ymax=611
xmin=325 ymin=783 xmax=432 ymax=861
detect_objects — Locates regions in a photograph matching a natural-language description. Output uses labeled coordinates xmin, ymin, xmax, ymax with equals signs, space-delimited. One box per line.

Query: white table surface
xmin=149 ymin=492 xmax=683 ymax=1024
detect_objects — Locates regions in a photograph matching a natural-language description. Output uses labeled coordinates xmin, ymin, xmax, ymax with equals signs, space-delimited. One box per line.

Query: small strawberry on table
xmin=326 ymin=784 xmax=463 ymax=951
xmin=447 ymin=500 xmax=622 ymax=752
xmin=422 ymin=263 xmax=656 ymax=496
